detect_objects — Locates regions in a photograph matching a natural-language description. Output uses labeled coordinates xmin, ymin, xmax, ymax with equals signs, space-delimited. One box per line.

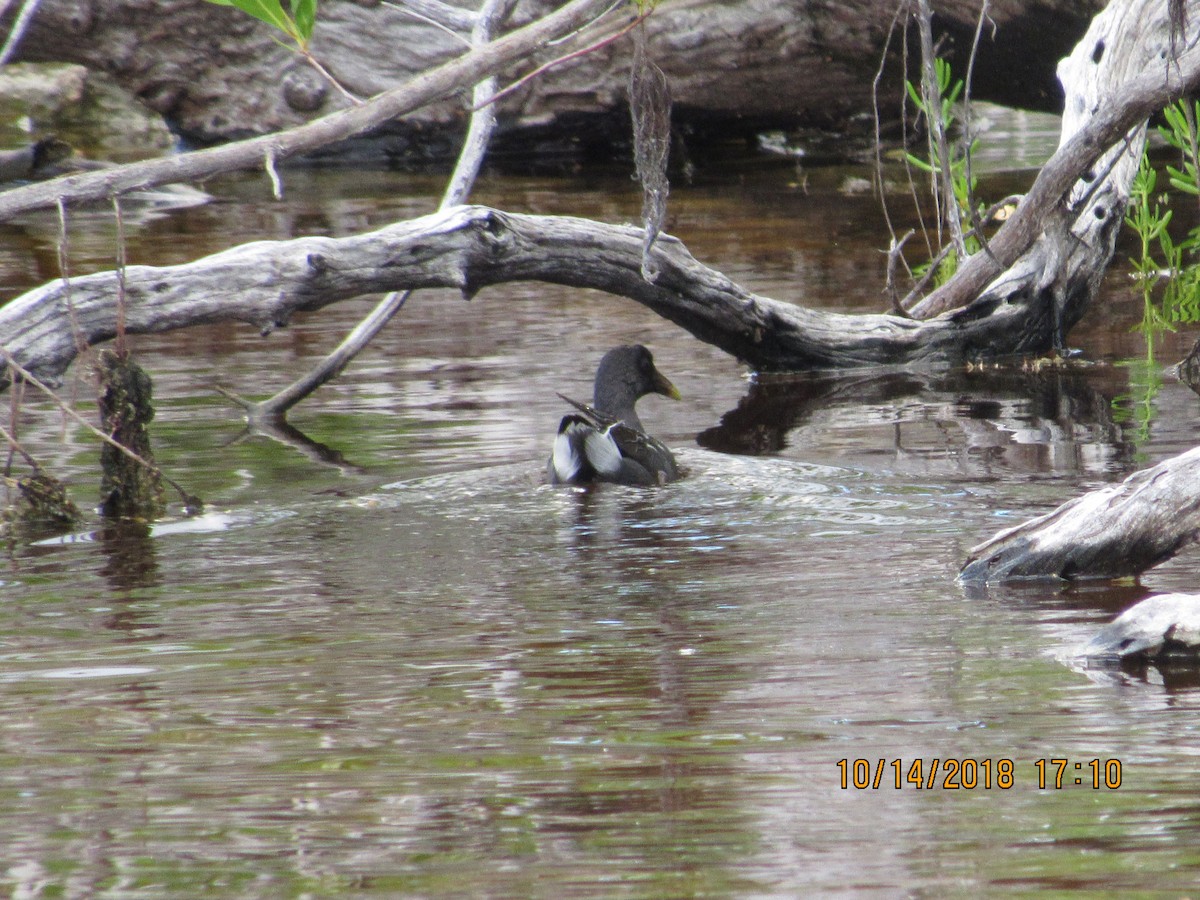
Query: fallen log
xmin=959 ymin=446 xmax=1200 ymax=582
xmin=14 ymin=0 xmax=1102 ymax=148
xmin=0 ymin=204 xmax=1141 ymax=386
xmin=1 ymin=0 xmax=1193 ymax=381
xmin=1083 ymin=593 xmax=1200 ymax=662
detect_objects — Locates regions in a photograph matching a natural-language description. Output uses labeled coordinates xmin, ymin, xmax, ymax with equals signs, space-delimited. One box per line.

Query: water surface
xmin=1 ymin=147 xmax=1200 ymax=897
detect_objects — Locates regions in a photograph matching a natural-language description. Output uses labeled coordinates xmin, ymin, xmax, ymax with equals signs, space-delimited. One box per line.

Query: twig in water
xmin=3 ymin=354 xmax=202 ymax=513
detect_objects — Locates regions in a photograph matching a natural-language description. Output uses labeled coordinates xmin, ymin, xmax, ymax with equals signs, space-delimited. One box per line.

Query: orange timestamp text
xmin=835 ymin=758 xmax=1122 ymax=790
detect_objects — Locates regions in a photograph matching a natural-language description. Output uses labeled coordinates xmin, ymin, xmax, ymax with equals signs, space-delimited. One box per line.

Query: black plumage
xmin=548 ymin=345 xmax=681 ymax=486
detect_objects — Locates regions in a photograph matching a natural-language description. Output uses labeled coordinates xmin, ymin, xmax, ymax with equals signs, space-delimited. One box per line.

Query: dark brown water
xmin=2 ymin=142 xmax=1200 ymax=897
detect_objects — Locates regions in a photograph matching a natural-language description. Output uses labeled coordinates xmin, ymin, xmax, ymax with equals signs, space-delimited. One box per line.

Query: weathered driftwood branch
xmin=911 ymin=0 xmax=1197 ymax=320
xmin=959 ymin=446 xmax=1200 ymax=582
xmin=227 ymin=0 xmax=519 ymax=423
xmin=0 ymin=0 xmax=615 ymax=222
xmin=1083 ymin=593 xmax=1200 ymax=662
xmin=0 ymin=204 xmax=1133 ymax=386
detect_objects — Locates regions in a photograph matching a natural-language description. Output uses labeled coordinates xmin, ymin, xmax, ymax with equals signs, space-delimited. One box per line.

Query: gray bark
xmin=0 ymin=0 xmax=614 ymax=221
xmin=910 ymin=0 xmax=1183 ymax=320
xmin=10 ymin=0 xmax=1103 ymax=151
xmin=0 ymin=204 xmax=1154 ymax=386
xmin=959 ymin=446 xmax=1200 ymax=582
xmin=1083 ymin=593 xmax=1200 ymax=662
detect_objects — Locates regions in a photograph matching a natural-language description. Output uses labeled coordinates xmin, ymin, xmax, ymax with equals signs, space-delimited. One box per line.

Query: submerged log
xmin=3 ymin=471 xmax=81 ymax=533
xmin=959 ymin=446 xmax=1200 ymax=582
xmin=1083 ymin=593 xmax=1200 ymax=662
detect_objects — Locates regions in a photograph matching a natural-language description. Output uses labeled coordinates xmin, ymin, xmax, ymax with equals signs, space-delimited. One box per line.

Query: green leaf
xmin=202 ymin=0 xmax=306 ymax=45
xmin=935 ymin=58 xmax=952 ymax=93
xmin=904 ymin=153 xmax=934 ymax=174
xmin=1168 ymin=176 xmax=1200 ymax=196
xmin=291 ymin=0 xmax=317 ymax=42
xmin=905 ymin=79 xmax=926 ymax=113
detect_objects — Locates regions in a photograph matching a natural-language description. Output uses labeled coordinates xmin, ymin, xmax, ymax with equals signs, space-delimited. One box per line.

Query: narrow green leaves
xmin=904 ymin=58 xmax=981 ymax=286
xmin=202 ymin=0 xmax=317 ymax=50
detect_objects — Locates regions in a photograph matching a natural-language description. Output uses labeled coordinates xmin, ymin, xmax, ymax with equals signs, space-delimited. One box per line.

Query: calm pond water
xmin=2 ymin=137 xmax=1200 ymax=898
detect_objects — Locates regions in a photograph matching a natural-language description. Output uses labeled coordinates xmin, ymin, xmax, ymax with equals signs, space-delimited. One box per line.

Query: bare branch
xmin=871 ymin=0 xmax=909 ymax=268
xmin=228 ymin=0 xmax=521 ymax=423
xmin=0 ymin=0 xmax=617 ymax=222
xmin=477 ymin=5 xmax=645 ymax=111
xmin=0 ymin=205 xmax=1088 ymax=384
xmin=383 ymin=0 xmax=478 ymax=33
xmin=884 ymin=229 xmax=915 ymax=316
xmin=911 ymin=0 xmax=1197 ymax=319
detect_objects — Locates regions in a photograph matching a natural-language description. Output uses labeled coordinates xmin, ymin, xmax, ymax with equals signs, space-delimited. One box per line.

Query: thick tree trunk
xmin=10 ymin=0 xmax=1101 ymax=154
xmin=959 ymin=446 xmax=1200 ymax=582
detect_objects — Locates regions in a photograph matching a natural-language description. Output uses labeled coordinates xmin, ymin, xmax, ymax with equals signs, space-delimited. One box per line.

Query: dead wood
xmin=0 ymin=204 xmax=1134 ymax=387
xmin=1083 ymin=593 xmax=1200 ymax=662
xmin=14 ymin=0 xmax=1101 ymax=148
xmin=959 ymin=446 xmax=1200 ymax=582
xmin=0 ymin=0 xmax=616 ymax=222
xmin=96 ymin=349 xmax=165 ymax=519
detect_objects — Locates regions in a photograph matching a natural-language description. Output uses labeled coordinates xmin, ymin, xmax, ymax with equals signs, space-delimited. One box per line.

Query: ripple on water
xmin=30 ymin=510 xmax=277 ymax=546
xmin=371 ymin=446 xmax=962 ymax=536
xmin=0 ymin=665 xmax=157 ymax=682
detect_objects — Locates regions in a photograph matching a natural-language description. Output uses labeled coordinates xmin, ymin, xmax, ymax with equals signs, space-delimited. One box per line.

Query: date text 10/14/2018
xmin=835 ymin=758 xmax=1123 ymax=790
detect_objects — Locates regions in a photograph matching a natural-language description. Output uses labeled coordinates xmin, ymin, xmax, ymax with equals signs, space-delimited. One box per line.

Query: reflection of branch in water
xmin=697 ymin=366 xmax=1136 ymax=475
xmin=222 ymin=415 xmax=366 ymax=475
xmin=697 ymin=371 xmax=928 ymax=455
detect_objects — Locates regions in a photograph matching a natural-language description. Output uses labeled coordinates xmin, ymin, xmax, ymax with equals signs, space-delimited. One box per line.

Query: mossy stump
xmin=97 ymin=348 xmax=165 ymax=519
xmin=2 ymin=471 xmax=81 ymax=537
